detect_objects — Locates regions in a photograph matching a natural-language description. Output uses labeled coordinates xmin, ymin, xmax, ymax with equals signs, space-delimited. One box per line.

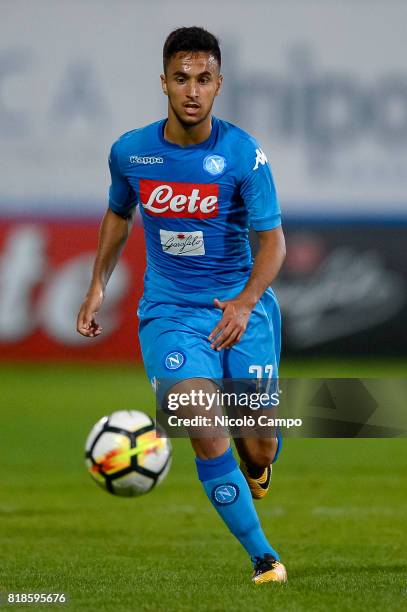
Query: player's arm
xmin=209 ymin=145 xmax=284 ymax=350
xmin=77 ymin=139 xmax=137 ymax=338
xmin=237 ymin=225 xmax=286 ymax=306
xmin=76 ymin=208 xmax=134 ymax=337
xmin=209 ymin=227 xmax=285 ymax=350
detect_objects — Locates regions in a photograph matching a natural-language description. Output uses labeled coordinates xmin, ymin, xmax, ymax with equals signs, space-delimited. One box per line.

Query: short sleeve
xmin=108 ymin=141 xmax=137 ymax=217
xmin=240 ymin=144 xmax=281 ymax=231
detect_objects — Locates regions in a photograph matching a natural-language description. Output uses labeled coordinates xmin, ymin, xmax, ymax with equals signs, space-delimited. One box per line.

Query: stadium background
xmin=1 ymin=1 xmax=406 ymax=610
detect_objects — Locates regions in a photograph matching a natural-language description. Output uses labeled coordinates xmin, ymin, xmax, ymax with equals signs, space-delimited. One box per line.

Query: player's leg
xmin=194 ymin=428 xmax=287 ymax=584
xmin=167 ymin=377 xmax=281 ymax=568
xmin=234 ymin=436 xmax=279 ymax=469
xmin=225 ymin=287 xmax=282 ymax=501
xmin=138 ymin=299 xmax=285 ymax=581
xmin=223 ymin=289 xmax=287 ymax=582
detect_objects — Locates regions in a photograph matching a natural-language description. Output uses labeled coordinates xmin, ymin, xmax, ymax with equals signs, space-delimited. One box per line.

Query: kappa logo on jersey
xmin=253 ymin=148 xmax=268 ymax=171
xmin=129 ymin=155 xmax=163 ymax=164
xmin=164 ymin=351 xmax=186 ymax=370
xmin=139 ymin=179 xmax=219 ymax=218
xmin=203 ymin=154 xmax=226 ymax=176
xmin=159 ymin=229 xmax=205 ymax=256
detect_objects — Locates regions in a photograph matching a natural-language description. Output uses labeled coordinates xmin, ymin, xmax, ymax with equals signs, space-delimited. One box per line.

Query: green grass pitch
xmin=1 ymin=359 xmax=406 ymax=611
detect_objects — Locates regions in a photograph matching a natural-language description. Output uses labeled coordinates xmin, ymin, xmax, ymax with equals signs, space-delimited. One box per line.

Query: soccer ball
xmin=85 ymin=410 xmax=172 ymax=497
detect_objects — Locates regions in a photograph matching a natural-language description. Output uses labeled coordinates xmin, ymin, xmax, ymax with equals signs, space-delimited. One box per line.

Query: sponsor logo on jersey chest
xmin=159 ymin=229 xmax=205 ymax=256
xmin=139 ymin=179 xmax=219 ymax=218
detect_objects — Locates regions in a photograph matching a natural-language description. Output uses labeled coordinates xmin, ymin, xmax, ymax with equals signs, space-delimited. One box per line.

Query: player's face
xmin=161 ymin=52 xmax=223 ymax=127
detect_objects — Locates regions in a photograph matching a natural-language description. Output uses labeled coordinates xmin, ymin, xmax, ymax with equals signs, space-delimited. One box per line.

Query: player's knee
xmin=252 ymin=449 xmax=276 ymax=468
xmin=192 ymin=437 xmax=230 ymax=461
xmin=245 ymin=439 xmax=277 ymax=467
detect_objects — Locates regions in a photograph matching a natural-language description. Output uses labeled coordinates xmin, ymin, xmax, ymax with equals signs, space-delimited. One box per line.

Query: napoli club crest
xmin=164 ymin=351 xmax=186 ymax=370
xmin=203 ymin=155 xmax=226 ymax=176
xmin=212 ymin=483 xmax=240 ymax=505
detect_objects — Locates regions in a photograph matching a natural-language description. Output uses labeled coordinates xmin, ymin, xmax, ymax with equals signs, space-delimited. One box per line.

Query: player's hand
xmin=76 ymin=288 xmax=104 ymax=338
xmin=208 ymin=297 xmax=253 ymax=350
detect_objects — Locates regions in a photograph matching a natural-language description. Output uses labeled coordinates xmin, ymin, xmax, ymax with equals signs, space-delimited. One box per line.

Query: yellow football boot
xmin=252 ymin=554 xmax=287 ymax=584
xmin=240 ymin=462 xmax=272 ymax=499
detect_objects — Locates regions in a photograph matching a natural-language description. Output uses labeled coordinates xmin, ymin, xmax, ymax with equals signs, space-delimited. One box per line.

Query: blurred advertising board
xmin=0 ymin=218 xmax=406 ymax=361
xmin=272 ymin=221 xmax=407 ymax=355
xmin=0 ymin=219 xmax=145 ymax=361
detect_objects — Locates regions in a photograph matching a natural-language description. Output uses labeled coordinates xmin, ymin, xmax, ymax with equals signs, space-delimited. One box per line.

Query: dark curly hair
xmin=163 ymin=26 xmax=221 ymax=72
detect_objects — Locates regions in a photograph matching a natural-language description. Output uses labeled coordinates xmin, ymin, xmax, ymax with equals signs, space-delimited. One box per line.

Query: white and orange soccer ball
xmin=85 ymin=410 xmax=172 ymax=497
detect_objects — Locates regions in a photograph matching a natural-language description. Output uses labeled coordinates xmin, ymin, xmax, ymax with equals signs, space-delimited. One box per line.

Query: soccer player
xmin=77 ymin=26 xmax=287 ymax=584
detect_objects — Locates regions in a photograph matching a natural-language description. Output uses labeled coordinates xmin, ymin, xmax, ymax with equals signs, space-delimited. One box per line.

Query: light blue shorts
xmin=137 ymin=287 xmax=281 ymax=388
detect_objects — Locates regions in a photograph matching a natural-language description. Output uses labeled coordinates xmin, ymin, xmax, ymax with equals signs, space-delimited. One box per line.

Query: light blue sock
xmin=273 ymin=429 xmax=283 ymax=463
xmin=195 ymin=447 xmax=279 ymax=561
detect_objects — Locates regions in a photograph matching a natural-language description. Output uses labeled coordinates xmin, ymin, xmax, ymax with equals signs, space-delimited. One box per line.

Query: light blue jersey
xmin=108 ymin=116 xmax=281 ymax=306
